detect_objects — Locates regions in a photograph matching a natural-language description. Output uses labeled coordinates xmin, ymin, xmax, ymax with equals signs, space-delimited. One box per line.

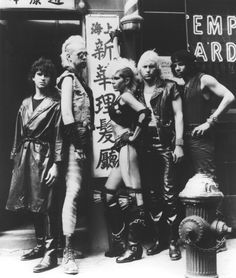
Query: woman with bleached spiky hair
xmin=103 ymin=58 xmax=151 ymax=263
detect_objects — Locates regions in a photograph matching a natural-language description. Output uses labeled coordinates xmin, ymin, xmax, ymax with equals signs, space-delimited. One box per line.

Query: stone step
xmin=0 ymin=225 xmax=36 ymax=250
xmin=0 ymin=222 xmax=90 ymax=257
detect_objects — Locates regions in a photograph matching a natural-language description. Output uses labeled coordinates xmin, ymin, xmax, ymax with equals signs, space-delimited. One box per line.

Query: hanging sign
xmin=0 ymin=0 xmax=74 ymax=9
xmin=86 ymin=14 xmax=120 ymax=178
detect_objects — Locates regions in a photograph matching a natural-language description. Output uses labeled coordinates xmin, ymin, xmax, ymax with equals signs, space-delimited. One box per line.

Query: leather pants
xmin=140 ymin=127 xmax=181 ymax=240
xmin=184 ymin=129 xmax=217 ymax=182
xmin=32 ymin=179 xmax=63 ymax=243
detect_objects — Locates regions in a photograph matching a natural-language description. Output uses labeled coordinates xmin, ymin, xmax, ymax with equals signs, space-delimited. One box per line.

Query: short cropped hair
xmin=60 ymin=35 xmax=86 ymax=68
xmin=106 ymin=58 xmax=138 ymax=91
xmin=137 ymin=50 xmax=161 ymax=78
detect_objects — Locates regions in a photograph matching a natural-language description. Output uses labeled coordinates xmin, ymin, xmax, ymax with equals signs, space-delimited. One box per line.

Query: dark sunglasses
xmin=77 ymin=51 xmax=88 ymax=59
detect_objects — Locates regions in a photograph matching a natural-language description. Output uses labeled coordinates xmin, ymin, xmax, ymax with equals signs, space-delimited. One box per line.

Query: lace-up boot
xmin=62 ymin=236 xmax=78 ymax=275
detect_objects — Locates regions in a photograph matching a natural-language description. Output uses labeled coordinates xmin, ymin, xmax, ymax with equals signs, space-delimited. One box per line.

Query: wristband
xmin=175 ymin=138 xmax=184 ymax=146
xmin=206 ymin=116 xmax=218 ymax=126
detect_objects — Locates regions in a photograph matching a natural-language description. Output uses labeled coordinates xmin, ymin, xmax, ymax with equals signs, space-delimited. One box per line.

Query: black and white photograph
xmin=0 ymin=0 xmax=236 ymax=277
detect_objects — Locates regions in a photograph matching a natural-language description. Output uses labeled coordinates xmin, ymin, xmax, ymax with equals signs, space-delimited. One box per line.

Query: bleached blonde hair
xmin=137 ymin=50 xmax=161 ymax=78
xmin=60 ymin=35 xmax=86 ymax=68
xmin=106 ymin=58 xmax=138 ymax=91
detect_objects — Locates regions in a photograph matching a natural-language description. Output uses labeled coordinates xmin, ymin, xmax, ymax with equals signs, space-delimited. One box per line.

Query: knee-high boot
xmin=146 ymin=215 xmax=169 ymax=256
xmin=33 ymin=214 xmax=58 ymax=273
xmin=116 ymin=189 xmax=144 ymax=263
xmin=145 ymin=188 xmax=168 ymax=255
xmin=104 ymin=189 xmax=126 ymax=257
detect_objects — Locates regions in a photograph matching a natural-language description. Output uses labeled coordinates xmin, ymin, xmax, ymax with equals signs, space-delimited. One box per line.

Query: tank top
xmin=108 ymin=96 xmax=136 ymax=128
xmin=183 ymin=73 xmax=212 ymax=126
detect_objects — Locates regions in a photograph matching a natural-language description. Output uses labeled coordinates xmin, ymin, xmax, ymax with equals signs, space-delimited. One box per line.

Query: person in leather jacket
xmin=6 ymin=57 xmax=63 ymax=272
xmin=136 ymin=50 xmax=184 ymax=260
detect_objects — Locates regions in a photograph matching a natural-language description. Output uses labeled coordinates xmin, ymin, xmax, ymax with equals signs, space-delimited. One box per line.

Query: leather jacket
xmin=6 ymin=96 xmax=63 ymax=212
xmin=136 ymin=79 xmax=180 ymax=147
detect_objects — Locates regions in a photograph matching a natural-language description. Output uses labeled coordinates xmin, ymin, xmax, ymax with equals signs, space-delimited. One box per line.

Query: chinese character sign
xmin=86 ymin=14 xmax=120 ymax=178
xmin=0 ymin=0 xmax=74 ymax=9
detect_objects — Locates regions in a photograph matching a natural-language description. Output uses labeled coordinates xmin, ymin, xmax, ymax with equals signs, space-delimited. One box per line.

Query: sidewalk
xmin=0 ymin=227 xmax=236 ymax=278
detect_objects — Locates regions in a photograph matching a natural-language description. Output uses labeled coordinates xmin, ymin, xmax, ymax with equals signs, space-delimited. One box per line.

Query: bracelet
xmin=206 ymin=116 xmax=218 ymax=126
xmin=175 ymin=138 xmax=184 ymax=146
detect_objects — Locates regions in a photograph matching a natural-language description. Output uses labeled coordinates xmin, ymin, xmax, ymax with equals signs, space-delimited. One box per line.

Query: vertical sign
xmin=86 ymin=14 xmax=120 ymax=178
xmin=0 ymin=0 xmax=74 ymax=9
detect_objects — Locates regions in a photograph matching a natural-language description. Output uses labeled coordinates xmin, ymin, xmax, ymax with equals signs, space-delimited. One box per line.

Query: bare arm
xmin=61 ymin=76 xmax=86 ymax=159
xmin=201 ymin=74 xmax=235 ymax=119
xmin=121 ymin=91 xmax=145 ymax=112
xmin=121 ymin=91 xmax=149 ymax=141
xmin=61 ymin=76 xmax=74 ymax=125
xmin=172 ymin=96 xmax=184 ymax=163
xmin=192 ymin=75 xmax=235 ymax=136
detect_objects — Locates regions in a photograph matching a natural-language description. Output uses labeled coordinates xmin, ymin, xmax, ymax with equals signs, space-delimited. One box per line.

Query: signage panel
xmin=0 ymin=0 xmax=74 ymax=9
xmin=86 ymin=14 xmax=120 ymax=178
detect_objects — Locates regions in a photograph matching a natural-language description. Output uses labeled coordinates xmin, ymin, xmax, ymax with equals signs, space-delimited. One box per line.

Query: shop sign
xmin=86 ymin=14 xmax=120 ymax=178
xmin=187 ymin=14 xmax=236 ymax=62
xmin=0 ymin=0 xmax=74 ymax=9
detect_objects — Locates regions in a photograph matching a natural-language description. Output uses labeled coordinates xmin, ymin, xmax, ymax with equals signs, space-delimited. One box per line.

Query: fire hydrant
xmin=179 ymin=174 xmax=232 ymax=278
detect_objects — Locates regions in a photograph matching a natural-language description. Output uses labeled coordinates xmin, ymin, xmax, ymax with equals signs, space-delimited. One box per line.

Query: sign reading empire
xmin=187 ymin=15 xmax=236 ymax=62
xmin=0 ymin=0 xmax=74 ymax=9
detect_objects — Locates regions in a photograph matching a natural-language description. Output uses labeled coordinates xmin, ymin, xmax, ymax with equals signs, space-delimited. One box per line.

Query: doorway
xmin=0 ymin=17 xmax=81 ymax=229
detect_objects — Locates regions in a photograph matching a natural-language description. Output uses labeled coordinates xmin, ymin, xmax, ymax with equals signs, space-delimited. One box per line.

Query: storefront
xmin=0 ymin=0 xmax=235 ymax=243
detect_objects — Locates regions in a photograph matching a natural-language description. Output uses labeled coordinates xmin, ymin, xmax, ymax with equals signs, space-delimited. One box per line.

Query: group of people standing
xmin=6 ymin=35 xmax=93 ymax=275
xmin=5 ymin=33 xmax=235 ymax=275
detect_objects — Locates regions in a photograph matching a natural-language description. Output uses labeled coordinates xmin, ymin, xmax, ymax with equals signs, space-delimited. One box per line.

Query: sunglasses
xmin=77 ymin=51 xmax=88 ymax=59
